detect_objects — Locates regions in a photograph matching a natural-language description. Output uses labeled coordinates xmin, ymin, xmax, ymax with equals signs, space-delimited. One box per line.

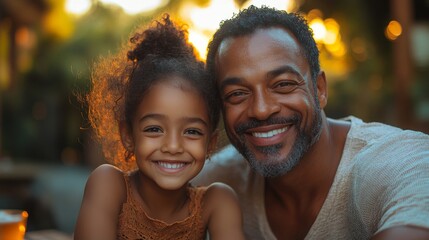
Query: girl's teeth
xmin=252 ymin=127 xmax=287 ymax=138
xmin=158 ymin=162 xmax=185 ymax=169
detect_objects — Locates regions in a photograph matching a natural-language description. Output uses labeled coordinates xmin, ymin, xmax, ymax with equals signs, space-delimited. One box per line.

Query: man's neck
xmin=264 ymin=117 xmax=351 ymax=239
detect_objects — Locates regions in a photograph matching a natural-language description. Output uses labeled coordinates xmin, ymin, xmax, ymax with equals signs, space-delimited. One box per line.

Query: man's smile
xmin=251 ymin=126 xmax=288 ymax=138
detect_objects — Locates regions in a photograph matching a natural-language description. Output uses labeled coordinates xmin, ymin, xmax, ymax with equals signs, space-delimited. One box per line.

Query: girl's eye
xmin=185 ymin=129 xmax=203 ymax=136
xmin=143 ymin=126 xmax=163 ymax=133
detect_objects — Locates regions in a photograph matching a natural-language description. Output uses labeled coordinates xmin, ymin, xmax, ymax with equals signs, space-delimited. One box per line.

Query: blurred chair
xmin=30 ymin=165 xmax=90 ymax=234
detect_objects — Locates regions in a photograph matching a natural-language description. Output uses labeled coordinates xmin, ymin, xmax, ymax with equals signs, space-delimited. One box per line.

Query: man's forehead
xmin=217 ymin=27 xmax=299 ymax=57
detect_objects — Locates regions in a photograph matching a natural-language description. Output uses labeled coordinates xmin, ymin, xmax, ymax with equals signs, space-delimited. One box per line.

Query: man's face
xmin=215 ymin=27 xmax=323 ymax=177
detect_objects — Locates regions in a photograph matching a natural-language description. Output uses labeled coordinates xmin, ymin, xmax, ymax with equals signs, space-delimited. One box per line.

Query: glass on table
xmin=0 ymin=209 xmax=28 ymax=240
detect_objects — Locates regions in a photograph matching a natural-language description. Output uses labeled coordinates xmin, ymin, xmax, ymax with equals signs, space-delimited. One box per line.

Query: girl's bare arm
xmin=74 ymin=164 xmax=126 ymax=240
xmin=205 ymin=182 xmax=245 ymax=240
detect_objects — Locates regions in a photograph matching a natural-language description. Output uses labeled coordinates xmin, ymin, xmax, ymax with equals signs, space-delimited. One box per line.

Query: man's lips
xmin=250 ymin=126 xmax=288 ymax=138
xmin=244 ymin=124 xmax=292 ymax=146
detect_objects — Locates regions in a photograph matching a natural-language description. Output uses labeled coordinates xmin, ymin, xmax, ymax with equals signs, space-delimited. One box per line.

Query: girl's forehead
xmin=144 ymin=78 xmax=204 ymax=106
xmin=152 ymin=74 xmax=195 ymax=92
xmin=137 ymin=81 xmax=209 ymax=124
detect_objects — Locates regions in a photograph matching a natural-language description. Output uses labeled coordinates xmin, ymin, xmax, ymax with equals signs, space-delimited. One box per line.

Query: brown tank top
xmin=117 ymin=175 xmax=208 ymax=240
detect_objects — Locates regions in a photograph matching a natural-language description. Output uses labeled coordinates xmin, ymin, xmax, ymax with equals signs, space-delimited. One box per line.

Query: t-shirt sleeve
xmin=352 ymin=131 xmax=429 ymax=235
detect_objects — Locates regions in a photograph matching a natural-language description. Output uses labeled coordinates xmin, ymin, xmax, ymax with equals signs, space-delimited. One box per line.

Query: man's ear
xmin=207 ymin=130 xmax=219 ymax=158
xmin=316 ymin=71 xmax=328 ymax=108
xmin=119 ymin=121 xmax=134 ymax=152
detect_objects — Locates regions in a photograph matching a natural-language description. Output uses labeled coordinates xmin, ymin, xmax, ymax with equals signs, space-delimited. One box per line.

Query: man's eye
xmin=274 ymin=81 xmax=299 ymax=93
xmin=224 ymin=91 xmax=248 ymax=104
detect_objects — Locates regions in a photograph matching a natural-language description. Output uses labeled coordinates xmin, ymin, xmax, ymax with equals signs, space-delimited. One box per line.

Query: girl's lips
xmin=155 ymin=161 xmax=189 ymax=173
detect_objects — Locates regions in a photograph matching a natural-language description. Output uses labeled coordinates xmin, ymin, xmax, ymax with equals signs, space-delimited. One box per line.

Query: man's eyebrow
xmin=219 ymin=66 xmax=305 ymax=91
xmin=219 ymin=77 xmax=242 ymax=92
xmin=266 ymin=65 xmax=304 ymax=81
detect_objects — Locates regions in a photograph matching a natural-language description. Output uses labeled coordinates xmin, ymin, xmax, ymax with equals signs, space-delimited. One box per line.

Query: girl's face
xmin=123 ymin=76 xmax=214 ymax=190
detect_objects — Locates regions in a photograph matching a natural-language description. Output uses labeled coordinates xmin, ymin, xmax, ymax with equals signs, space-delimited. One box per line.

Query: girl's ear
xmin=119 ymin=121 xmax=134 ymax=152
xmin=207 ymin=130 xmax=219 ymax=158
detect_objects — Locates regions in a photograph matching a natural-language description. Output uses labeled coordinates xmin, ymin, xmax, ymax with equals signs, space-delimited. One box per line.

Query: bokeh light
xmin=65 ymin=0 xmax=92 ymax=15
xmin=310 ymin=18 xmax=327 ymax=41
xmin=180 ymin=0 xmax=239 ymax=59
xmin=385 ymin=20 xmax=402 ymax=40
xmin=100 ymin=0 xmax=169 ymax=14
xmin=242 ymin=0 xmax=299 ymax=12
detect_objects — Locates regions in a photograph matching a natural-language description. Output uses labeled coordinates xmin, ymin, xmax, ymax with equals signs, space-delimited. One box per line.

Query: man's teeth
xmin=158 ymin=162 xmax=186 ymax=169
xmin=252 ymin=127 xmax=287 ymax=138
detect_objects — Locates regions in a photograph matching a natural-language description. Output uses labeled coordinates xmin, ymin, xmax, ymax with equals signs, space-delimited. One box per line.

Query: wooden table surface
xmin=25 ymin=229 xmax=73 ymax=240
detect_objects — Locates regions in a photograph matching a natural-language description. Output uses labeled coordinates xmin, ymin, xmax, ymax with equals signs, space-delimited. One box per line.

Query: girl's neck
xmin=132 ymin=171 xmax=190 ymax=224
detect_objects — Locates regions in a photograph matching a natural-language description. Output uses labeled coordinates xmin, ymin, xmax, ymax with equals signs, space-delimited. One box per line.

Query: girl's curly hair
xmin=87 ymin=14 xmax=220 ymax=171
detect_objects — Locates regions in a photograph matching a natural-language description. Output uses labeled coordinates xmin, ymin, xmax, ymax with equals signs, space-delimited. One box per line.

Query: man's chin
xmin=247 ymin=156 xmax=295 ymax=178
xmin=239 ymin=144 xmax=295 ymax=178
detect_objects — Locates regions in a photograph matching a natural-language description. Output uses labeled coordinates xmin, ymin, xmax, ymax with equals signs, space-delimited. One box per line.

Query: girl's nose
xmin=160 ymin=132 xmax=184 ymax=154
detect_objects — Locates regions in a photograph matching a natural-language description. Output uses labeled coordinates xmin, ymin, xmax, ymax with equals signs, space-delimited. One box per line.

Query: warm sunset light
xmin=65 ymin=0 xmax=92 ymax=15
xmin=323 ymin=18 xmax=340 ymax=45
xmin=63 ymin=0 xmax=306 ymax=59
xmin=188 ymin=29 xmax=211 ymax=60
xmin=100 ymin=0 xmax=169 ymax=14
xmin=242 ymin=0 xmax=298 ymax=12
xmin=181 ymin=0 xmax=239 ymax=59
xmin=183 ymin=0 xmax=301 ymax=60
xmin=309 ymin=18 xmax=327 ymax=41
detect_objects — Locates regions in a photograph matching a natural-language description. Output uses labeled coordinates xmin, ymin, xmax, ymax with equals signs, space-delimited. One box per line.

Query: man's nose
xmin=248 ymin=90 xmax=281 ymax=120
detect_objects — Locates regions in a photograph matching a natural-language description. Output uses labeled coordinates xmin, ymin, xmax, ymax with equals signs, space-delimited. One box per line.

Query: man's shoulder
xmin=344 ymin=117 xmax=429 ymax=190
xmin=345 ymin=115 xmax=428 ymax=141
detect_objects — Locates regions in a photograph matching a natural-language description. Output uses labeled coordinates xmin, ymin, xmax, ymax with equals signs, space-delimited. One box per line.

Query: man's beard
xmin=228 ymin=107 xmax=322 ymax=178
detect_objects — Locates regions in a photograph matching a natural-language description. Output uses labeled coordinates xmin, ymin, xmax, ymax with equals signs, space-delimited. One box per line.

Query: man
xmin=192 ymin=5 xmax=429 ymax=240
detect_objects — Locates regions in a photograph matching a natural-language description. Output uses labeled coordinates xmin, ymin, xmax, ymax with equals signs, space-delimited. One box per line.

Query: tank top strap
xmin=187 ymin=186 xmax=208 ymax=215
xmin=122 ymin=173 xmax=133 ymax=201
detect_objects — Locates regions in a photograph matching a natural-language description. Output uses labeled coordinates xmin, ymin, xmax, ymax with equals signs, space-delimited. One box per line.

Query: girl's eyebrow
xmin=140 ymin=114 xmax=209 ymax=127
xmin=139 ymin=113 xmax=165 ymax=123
xmin=184 ymin=117 xmax=208 ymax=126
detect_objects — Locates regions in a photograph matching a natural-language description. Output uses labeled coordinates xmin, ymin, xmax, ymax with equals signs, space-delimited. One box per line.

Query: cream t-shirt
xmin=192 ymin=116 xmax=429 ymax=239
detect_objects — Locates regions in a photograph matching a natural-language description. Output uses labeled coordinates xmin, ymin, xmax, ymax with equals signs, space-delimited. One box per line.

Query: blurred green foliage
xmin=1 ymin=4 xmax=146 ymax=163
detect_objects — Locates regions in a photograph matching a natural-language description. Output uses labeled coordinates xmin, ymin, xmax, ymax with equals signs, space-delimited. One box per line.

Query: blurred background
xmin=0 ymin=0 xmax=428 ymax=236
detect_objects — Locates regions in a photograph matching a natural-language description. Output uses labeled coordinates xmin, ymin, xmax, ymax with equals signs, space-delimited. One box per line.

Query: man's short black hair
xmin=206 ymin=5 xmax=320 ymax=86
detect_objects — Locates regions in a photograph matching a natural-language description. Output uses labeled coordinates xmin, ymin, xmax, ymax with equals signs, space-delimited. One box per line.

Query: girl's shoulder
xmin=202 ymin=182 xmax=240 ymax=215
xmin=201 ymin=182 xmax=245 ymax=240
xmin=74 ymin=164 xmax=128 ymax=239
xmin=84 ymin=164 xmax=128 ymax=204
xmin=204 ymin=182 xmax=238 ymax=200
xmin=88 ymin=164 xmax=126 ymax=184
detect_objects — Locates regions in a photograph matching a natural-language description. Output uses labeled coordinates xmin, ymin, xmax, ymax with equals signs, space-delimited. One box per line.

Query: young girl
xmin=74 ymin=15 xmax=244 ymax=240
